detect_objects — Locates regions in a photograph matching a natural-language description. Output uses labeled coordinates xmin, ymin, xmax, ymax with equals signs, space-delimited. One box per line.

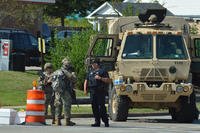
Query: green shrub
xmin=49 ymin=38 xmax=69 ymax=69
xmin=48 ymin=29 xmax=97 ymax=90
xmin=190 ymin=25 xmax=199 ymax=34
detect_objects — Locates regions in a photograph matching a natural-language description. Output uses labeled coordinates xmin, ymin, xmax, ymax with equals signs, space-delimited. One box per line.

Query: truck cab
xmin=86 ymin=9 xmax=199 ymax=123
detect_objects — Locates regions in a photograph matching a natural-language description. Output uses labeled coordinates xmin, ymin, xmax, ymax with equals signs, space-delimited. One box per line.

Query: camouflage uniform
xmin=38 ymin=63 xmax=55 ymax=124
xmin=51 ymin=58 xmax=76 ymax=126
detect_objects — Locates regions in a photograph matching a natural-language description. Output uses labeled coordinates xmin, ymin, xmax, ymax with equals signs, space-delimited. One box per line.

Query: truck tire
xmin=176 ymin=92 xmax=199 ymax=123
xmin=109 ymin=88 xmax=129 ymax=121
xmin=169 ymin=108 xmax=177 ymax=121
xmin=192 ymin=73 xmax=200 ymax=87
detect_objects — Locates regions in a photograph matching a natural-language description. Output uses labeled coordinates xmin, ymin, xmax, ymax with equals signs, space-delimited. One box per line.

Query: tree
xmin=49 ymin=29 xmax=97 ymax=89
xmin=89 ymin=0 xmax=118 ymax=12
xmin=44 ymin=0 xmax=123 ymax=26
xmin=151 ymin=0 xmax=159 ymax=3
xmin=122 ymin=3 xmax=134 ymax=16
xmin=136 ymin=0 xmax=142 ymax=3
xmin=122 ymin=3 xmax=140 ymax=16
xmin=0 ymin=0 xmax=44 ymax=33
xmin=44 ymin=0 xmax=91 ymax=26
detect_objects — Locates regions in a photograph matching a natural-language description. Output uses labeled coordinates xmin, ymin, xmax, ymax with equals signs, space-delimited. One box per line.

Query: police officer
xmin=38 ymin=63 xmax=55 ymax=124
xmin=84 ymin=59 xmax=111 ymax=127
xmin=51 ymin=58 xmax=76 ymax=126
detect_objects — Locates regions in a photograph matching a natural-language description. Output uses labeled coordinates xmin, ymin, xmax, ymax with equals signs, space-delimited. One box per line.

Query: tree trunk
xmin=61 ymin=16 xmax=65 ymax=27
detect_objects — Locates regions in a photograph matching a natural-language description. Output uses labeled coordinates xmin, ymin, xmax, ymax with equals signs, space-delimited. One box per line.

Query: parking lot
xmin=0 ymin=115 xmax=200 ymax=133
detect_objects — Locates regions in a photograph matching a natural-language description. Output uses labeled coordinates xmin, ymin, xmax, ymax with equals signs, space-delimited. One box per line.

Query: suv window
xmin=29 ymin=35 xmax=38 ymax=46
xmin=64 ymin=31 xmax=73 ymax=38
xmin=57 ymin=31 xmax=65 ymax=39
xmin=57 ymin=30 xmax=79 ymax=39
xmin=0 ymin=31 xmax=10 ymax=39
xmin=12 ymin=33 xmax=30 ymax=49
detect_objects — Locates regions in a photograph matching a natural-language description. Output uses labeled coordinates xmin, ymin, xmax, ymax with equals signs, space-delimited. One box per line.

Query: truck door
xmin=190 ymin=35 xmax=200 ymax=87
xmin=190 ymin=35 xmax=200 ymax=73
xmin=86 ymin=34 xmax=118 ymax=71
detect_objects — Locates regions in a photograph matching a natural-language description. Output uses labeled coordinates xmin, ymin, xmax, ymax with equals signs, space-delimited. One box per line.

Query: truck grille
xmin=140 ymin=68 xmax=168 ymax=81
xmin=141 ymin=94 xmax=167 ymax=101
xmin=155 ymin=94 xmax=167 ymax=100
xmin=141 ymin=94 xmax=153 ymax=100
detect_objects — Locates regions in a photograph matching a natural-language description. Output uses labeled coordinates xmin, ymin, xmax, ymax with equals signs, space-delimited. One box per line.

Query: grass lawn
xmin=0 ymin=71 xmax=85 ymax=106
xmin=0 ymin=71 xmax=38 ymax=106
xmin=72 ymin=102 xmax=200 ymax=114
xmin=1 ymin=71 xmax=200 ymax=114
xmin=71 ymin=105 xmax=166 ymax=114
xmin=16 ymin=102 xmax=200 ymax=114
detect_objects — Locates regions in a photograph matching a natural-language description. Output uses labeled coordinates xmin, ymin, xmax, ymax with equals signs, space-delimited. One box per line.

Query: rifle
xmin=38 ymin=71 xmax=52 ymax=91
xmin=71 ymin=89 xmax=79 ymax=108
xmin=61 ymin=69 xmax=79 ymax=107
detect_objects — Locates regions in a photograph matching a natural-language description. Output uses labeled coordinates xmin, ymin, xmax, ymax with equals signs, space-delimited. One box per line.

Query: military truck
xmin=86 ymin=9 xmax=200 ymax=123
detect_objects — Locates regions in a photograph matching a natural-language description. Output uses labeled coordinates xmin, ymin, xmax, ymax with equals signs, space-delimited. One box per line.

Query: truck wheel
xmin=109 ymin=88 xmax=129 ymax=121
xmin=192 ymin=73 xmax=200 ymax=87
xmin=176 ymin=92 xmax=199 ymax=123
xmin=169 ymin=108 xmax=177 ymax=121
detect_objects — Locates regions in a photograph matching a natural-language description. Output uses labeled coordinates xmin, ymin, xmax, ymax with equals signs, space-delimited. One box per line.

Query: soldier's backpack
xmin=51 ymin=70 xmax=67 ymax=92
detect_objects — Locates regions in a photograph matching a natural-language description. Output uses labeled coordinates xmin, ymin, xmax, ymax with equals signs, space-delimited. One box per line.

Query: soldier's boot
xmin=52 ymin=117 xmax=55 ymax=124
xmin=55 ymin=118 xmax=61 ymax=126
xmin=65 ymin=118 xmax=76 ymax=126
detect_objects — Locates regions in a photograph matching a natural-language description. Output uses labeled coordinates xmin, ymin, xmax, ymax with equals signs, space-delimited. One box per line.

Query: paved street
xmin=0 ymin=115 xmax=200 ymax=133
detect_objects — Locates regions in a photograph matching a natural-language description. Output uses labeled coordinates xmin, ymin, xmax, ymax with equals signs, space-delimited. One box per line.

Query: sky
xmin=141 ymin=0 xmax=200 ymax=15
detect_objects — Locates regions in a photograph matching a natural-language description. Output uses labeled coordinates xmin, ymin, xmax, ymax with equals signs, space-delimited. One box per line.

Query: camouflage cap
xmin=62 ymin=57 xmax=71 ymax=68
xmin=44 ymin=63 xmax=53 ymax=70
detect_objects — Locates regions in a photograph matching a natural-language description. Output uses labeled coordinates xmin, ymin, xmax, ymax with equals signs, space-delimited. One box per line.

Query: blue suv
xmin=0 ymin=28 xmax=40 ymax=71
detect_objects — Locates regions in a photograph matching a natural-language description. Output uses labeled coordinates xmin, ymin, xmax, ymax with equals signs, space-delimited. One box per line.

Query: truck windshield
xmin=156 ymin=35 xmax=188 ymax=59
xmin=122 ymin=34 xmax=153 ymax=59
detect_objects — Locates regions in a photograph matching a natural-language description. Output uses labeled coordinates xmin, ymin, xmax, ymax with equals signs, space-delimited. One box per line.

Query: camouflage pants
xmin=44 ymin=93 xmax=55 ymax=117
xmin=54 ymin=91 xmax=72 ymax=119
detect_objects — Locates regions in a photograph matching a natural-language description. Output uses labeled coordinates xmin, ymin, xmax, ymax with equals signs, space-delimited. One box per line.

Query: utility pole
xmin=37 ymin=31 xmax=45 ymax=71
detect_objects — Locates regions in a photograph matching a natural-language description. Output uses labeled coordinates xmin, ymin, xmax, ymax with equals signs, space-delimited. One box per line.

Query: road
xmin=0 ymin=115 xmax=200 ymax=133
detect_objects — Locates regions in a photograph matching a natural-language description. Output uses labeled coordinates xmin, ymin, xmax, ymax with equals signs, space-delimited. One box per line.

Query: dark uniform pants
xmin=44 ymin=93 xmax=55 ymax=117
xmin=90 ymin=90 xmax=108 ymax=124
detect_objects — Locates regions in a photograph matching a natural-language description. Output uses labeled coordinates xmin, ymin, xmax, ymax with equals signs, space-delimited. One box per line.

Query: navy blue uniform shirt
xmin=86 ymin=68 xmax=109 ymax=91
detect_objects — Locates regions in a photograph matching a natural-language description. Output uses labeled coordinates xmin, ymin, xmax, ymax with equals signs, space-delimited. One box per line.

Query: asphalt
xmin=0 ymin=115 xmax=200 ymax=133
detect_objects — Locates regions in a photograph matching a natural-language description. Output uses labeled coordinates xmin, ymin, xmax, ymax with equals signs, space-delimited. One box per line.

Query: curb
xmin=45 ymin=112 xmax=169 ymax=119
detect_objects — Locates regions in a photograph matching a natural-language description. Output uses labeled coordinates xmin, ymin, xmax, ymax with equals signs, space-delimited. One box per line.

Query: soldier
xmin=51 ymin=58 xmax=76 ymax=126
xmin=38 ymin=63 xmax=55 ymax=124
xmin=84 ymin=59 xmax=111 ymax=127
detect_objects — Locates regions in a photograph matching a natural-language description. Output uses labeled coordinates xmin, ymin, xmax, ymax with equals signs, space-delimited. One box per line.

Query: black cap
xmin=91 ymin=58 xmax=100 ymax=65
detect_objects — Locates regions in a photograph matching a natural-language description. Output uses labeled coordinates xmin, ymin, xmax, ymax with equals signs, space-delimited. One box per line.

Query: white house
xmin=86 ymin=1 xmax=173 ymax=31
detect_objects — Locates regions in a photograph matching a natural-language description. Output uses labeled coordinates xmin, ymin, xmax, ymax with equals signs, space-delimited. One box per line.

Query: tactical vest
xmin=51 ymin=69 xmax=70 ymax=93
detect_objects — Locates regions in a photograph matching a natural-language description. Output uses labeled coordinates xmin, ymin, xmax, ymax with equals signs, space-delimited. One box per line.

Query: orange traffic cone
xmin=25 ymin=80 xmax=46 ymax=125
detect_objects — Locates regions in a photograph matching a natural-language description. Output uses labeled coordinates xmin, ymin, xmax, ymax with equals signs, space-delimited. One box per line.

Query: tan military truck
xmin=86 ymin=9 xmax=199 ymax=123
